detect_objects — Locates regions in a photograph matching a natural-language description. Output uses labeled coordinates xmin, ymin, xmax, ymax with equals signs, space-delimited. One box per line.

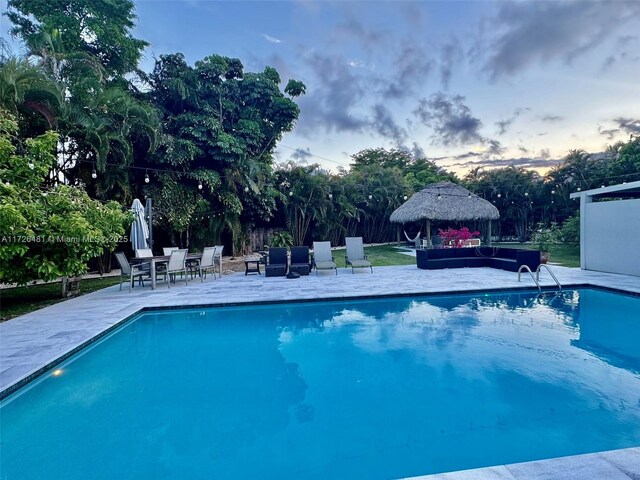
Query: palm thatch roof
xmin=390 ymin=181 xmax=499 ymax=223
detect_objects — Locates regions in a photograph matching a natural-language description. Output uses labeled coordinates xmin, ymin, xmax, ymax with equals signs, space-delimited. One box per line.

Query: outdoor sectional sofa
xmin=416 ymin=246 xmax=541 ymax=272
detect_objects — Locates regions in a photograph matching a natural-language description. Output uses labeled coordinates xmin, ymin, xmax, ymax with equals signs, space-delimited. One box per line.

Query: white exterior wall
xmin=583 ymin=198 xmax=640 ymax=276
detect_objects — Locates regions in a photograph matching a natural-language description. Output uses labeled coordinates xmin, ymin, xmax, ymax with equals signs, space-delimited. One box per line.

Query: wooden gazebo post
xmin=426 ymin=219 xmax=431 ymax=248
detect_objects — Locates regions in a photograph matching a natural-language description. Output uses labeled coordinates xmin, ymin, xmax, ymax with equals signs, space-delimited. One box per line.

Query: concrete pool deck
xmin=1 ymin=264 xmax=639 ymax=479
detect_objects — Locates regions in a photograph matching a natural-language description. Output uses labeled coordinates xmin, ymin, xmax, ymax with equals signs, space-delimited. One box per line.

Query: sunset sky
xmin=4 ymin=0 xmax=640 ymax=175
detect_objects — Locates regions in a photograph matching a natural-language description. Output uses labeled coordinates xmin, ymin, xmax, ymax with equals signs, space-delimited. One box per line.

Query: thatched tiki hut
xmin=390 ymin=181 xmax=500 ymax=247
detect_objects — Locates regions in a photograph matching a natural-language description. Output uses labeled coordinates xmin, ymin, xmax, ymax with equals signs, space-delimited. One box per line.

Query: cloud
xmin=382 ymin=42 xmax=434 ymax=100
xmin=454 ymin=151 xmax=482 ymax=160
xmin=413 ymin=93 xmax=506 ymax=158
xmin=439 ymin=38 xmax=463 ymax=89
xmin=602 ymin=55 xmax=616 ymax=70
xmin=332 ymin=18 xmax=387 ymax=49
xmin=370 ymin=104 xmax=408 ymax=145
xmin=450 ymin=156 xmax=561 ymax=170
xmin=289 ymin=147 xmax=313 ymax=163
xmin=598 ymin=124 xmax=620 ymax=140
xmin=495 ymin=107 xmax=528 ymax=135
xmin=485 ymin=139 xmax=505 ymax=156
xmin=615 ymin=117 xmax=640 ymax=135
xmin=538 ymin=149 xmax=550 ymax=160
xmin=482 ymin=0 xmax=640 ymax=79
xmin=296 ymin=52 xmax=369 ymax=134
xmin=262 ymin=34 xmax=282 ymax=44
xmin=540 ymin=115 xmax=563 ymax=123
xmin=518 ymin=146 xmax=529 ymax=154
xmin=414 ymin=92 xmax=484 ymax=146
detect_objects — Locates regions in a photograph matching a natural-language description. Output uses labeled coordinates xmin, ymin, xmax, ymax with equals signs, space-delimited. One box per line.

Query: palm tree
xmin=0 ymin=57 xmax=62 ymax=127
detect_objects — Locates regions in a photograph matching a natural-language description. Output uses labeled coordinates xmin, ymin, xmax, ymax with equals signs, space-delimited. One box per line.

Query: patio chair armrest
xmin=132 ymin=260 xmax=151 ymax=271
xmin=345 ymin=255 xmax=349 ymax=264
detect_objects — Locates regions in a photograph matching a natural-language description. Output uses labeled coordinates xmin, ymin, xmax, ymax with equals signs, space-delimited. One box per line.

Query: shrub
xmin=530 ymin=223 xmax=560 ymax=252
xmin=269 ymin=230 xmax=294 ymax=248
xmin=560 ymin=216 xmax=580 ymax=246
xmin=0 ymin=112 xmax=131 ymax=287
xmin=437 ymin=227 xmax=480 ymax=248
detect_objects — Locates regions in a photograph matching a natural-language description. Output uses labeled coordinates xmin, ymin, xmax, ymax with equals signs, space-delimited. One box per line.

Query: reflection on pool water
xmin=1 ymin=288 xmax=639 ymax=479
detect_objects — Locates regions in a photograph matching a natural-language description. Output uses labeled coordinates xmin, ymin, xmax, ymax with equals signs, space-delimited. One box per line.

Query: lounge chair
xmin=345 ymin=237 xmax=373 ymax=273
xmin=290 ymin=246 xmax=312 ymax=275
xmin=114 ymin=252 xmax=150 ymax=292
xmin=312 ymin=241 xmax=337 ymax=275
xmin=265 ymin=247 xmax=288 ymax=277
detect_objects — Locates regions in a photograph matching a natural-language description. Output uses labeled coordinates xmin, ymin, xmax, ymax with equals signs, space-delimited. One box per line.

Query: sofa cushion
xmin=465 ymin=257 xmax=489 ymax=268
xmin=426 ymin=248 xmax=454 ymax=259
xmin=454 ymin=247 xmax=475 ymax=258
xmin=427 ymin=258 xmax=466 ymax=269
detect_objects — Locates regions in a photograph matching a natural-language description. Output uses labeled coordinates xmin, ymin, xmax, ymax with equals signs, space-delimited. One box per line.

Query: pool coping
xmin=2 ymin=265 xmax=640 ymax=480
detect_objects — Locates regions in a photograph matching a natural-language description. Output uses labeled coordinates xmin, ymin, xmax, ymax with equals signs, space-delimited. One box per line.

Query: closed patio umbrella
xmin=130 ymin=198 xmax=150 ymax=251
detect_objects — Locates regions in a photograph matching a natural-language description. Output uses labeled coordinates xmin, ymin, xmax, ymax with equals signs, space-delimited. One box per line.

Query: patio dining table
xmin=132 ymin=252 xmax=202 ymax=290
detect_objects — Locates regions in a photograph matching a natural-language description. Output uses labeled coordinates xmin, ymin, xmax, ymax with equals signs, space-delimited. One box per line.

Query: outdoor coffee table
xmin=244 ymin=258 xmax=262 ymax=275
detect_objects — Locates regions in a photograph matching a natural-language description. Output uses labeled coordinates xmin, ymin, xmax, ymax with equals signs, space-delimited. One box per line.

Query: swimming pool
xmin=1 ymin=288 xmax=639 ymax=479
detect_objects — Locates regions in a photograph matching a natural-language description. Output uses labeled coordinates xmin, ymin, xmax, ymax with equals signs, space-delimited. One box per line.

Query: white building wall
xmin=583 ymin=198 xmax=640 ymax=276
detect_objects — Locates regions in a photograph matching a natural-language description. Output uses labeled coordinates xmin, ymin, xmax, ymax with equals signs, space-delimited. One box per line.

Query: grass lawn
xmin=1 ymin=276 xmax=121 ymax=322
xmin=332 ymin=244 xmax=416 ymax=268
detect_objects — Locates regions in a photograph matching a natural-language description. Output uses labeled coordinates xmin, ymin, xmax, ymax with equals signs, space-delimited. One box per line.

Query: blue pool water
xmin=1 ymin=288 xmax=639 ymax=479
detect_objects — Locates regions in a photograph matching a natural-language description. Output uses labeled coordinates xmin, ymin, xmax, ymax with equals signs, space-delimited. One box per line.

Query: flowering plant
xmin=437 ymin=227 xmax=480 ymax=247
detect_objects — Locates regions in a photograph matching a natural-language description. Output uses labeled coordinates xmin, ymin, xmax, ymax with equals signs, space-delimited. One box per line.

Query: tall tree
xmin=6 ymin=0 xmax=148 ymax=77
xmin=142 ymin=53 xmax=305 ymax=252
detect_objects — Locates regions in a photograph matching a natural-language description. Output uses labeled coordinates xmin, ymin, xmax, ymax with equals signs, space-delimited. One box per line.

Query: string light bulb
xmin=328 ymin=193 xmax=333 ymax=199
xmin=91 ymin=168 xmax=97 ymax=179
xmin=144 ymin=172 xmax=150 ymax=184
xmin=289 ymin=191 xmax=293 ymax=196
xmin=28 ymin=161 xmax=35 ymax=170
xmin=468 ymin=192 xmax=472 ymax=198
xmin=403 ymin=195 xmax=408 ymax=200
xmin=244 ymin=186 xmax=249 ymax=192
xmin=368 ymin=194 xmax=372 ymax=200
xmin=198 ymin=181 xmax=203 ymax=190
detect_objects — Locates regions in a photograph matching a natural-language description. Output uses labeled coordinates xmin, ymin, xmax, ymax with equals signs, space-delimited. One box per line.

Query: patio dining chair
xmin=312 ymin=241 xmax=337 ymax=275
xmin=195 ymin=246 xmax=218 ymax=281
xmin=158 ymin=249 xmax=189 ymax=288
xmin=115 ymin=252 xmax=150 ymax=292
xmin=213 ymin=244 xmax=224 ymax=278
xmin=163 ymin=247 xmax=179 ymax=256
xmin=345 ymin=237 xmax=373 ymax=274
